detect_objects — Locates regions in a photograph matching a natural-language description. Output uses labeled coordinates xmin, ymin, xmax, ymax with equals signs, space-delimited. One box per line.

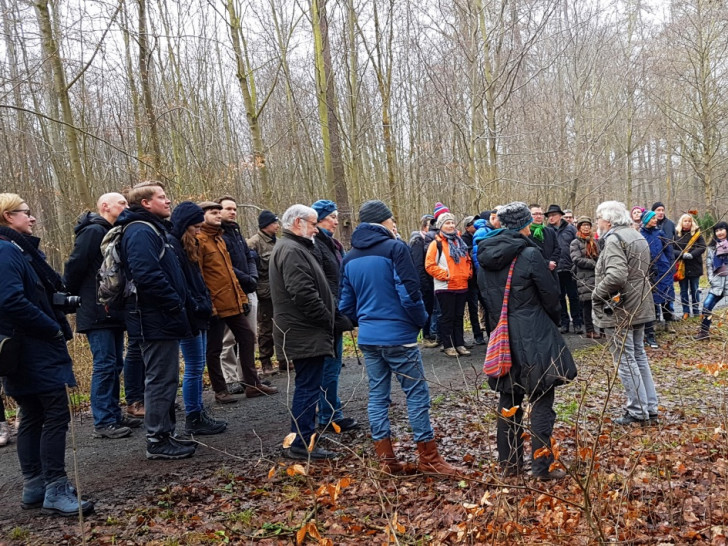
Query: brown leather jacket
xmin=197 ymin=223 xmax=248 ymax=318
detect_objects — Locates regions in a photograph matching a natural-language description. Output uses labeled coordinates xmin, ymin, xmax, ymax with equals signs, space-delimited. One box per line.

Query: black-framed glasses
xmin=9 ymin=209 xmax=32 ymax=217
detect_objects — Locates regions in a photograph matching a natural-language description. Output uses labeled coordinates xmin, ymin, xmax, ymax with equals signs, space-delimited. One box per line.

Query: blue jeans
xmin=140 ymin=340 xmax=180 ymax=438
xmin=679 ymin=276 xmax=701 ymax=316
xmin=318 ymin=333 xmax=344 ymax=426
xmin=123 ymin=338 xmax=146 ymax=405
xmin=87 ymin=329 xmax=125 ymax=427
xmin=13 ymin=389 xmax=69 ymax=484
xmin=180 ymin=332 xmax=207 ymax=415
xmin=703 ymin=292 xmax=725 ymax=315
xmin=359 ymin=344 xmax=434 ymax=443
xmin=429 ymin=298 xmax=441 ymax=340
xmin=290 ymin=356 xmax=324 ymax=449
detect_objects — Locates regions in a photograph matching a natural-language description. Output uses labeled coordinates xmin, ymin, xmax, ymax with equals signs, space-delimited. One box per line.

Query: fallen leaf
xmin=307 ymin=433 xmax=318 ymax=452
xmin=283 ymin=433 xmax=296 ymax=448
xmin=501 ymin=406 xmax=518 ymax=418
xmin=286 ymin=464 xmax=307 ymax=476
xmin=268 ymin=466 xmax=276 ymax=479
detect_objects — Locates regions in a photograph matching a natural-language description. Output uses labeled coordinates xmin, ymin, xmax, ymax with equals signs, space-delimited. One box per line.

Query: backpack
xmin=97 ymin=221 xmax=165 ymax=307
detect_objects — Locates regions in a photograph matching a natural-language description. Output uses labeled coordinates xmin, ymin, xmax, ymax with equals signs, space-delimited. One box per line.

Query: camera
xmin=52 ymin=292 xmax=82 ymax=313
xmin=603 ymin=293 xmax=622 ymax=315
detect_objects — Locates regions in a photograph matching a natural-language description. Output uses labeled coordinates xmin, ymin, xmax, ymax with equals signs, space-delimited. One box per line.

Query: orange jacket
xmin=425 ymin=233 xmax=472 ymax=292
xmin=197 ymin=223 xmax=248 ymax=318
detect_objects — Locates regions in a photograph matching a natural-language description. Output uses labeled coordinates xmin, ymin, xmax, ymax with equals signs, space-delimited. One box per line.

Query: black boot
xmin=695 ymin=316 xmax=711 ymax=340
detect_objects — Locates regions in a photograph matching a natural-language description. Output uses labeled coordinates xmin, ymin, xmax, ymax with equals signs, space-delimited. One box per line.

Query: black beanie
xmin=651 ymin=201 xmax=665 ymax=211
xmin=359 ymin=200 xmax=393 ymax=224
xmin=258 ymin=210 xmax=279 ymax=229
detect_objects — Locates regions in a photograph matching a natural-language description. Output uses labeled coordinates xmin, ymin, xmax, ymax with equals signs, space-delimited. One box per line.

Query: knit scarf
xmin=441 ymin=231 xmax=468 ymax=264
xmin=577 ymin=231 xmax=599 ymax=259
xmin=531 ymin=223 xmax=545 ymax=242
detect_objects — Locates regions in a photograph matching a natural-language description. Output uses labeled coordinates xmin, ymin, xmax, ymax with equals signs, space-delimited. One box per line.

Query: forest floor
xmin=1 ymin=314 xmax=727 ymax=545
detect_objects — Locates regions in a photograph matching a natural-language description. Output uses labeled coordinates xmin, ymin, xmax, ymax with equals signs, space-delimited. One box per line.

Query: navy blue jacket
xmin=221 ymin=221 xmax=258 ymax=294
xmin=550 ymin=219 xmax=577 ymax=272
xmin=0 ymin=237 xmax=76 ymax=397
xmin=340 ymin=223 xmax=428 ymax=346
xmin=117 ymin=207 xmax=191 ymax=341
xmin=63 ymin=212 xmax=125 ymax=333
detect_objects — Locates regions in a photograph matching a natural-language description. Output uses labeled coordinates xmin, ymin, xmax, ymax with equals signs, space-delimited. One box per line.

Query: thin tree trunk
xmin=137 ymin=0 xmax=163 ymax=178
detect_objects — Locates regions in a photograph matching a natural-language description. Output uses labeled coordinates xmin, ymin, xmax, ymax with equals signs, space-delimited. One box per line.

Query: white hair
xmin=281 ymin=204 xmax=317 ymax=230
xmin=596 ymin=200 xmax=631 ymax=227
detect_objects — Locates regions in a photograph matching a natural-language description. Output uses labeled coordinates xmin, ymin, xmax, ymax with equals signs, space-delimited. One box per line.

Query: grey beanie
xmin=359 ymin=200 xmax=393 ymax=224
xmin=497 ymin=202 xmax=533 ymax=231
xmin=435 ymin=212 xmax=455 ymax=230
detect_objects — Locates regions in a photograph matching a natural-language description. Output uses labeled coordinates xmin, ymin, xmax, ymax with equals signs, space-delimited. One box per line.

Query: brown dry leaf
xmin=318 ymin=539 xmax=334 ymax=546
xmin=534 ymin=447 xmax=551 ymax=459
xmin=286 ymin=464 xmax=307 ymax=477
xmin=307 ymin=521 xmax=322 ymax=539
xmin=268 ymin=466 xmax=276 ymax=479
xmin=339 ymin=477 xmax=352 ymax=488
xmin=296 ymin=525 xmax=307 ymax=545
xmin=578 ymin=447 xmax=592 ymax=460
xmin=283 ymin=433 xmax=297 ymax=448
xmin=501 ymin=406 xmax=518 ymax=418
xmin=331 ymin=422 xmax=341 ymax=434
xmin=307 ymin=433 xmax=318 ymax=452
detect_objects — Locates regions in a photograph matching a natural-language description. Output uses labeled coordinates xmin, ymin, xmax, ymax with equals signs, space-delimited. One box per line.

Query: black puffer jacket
xmin=674 ymin=230 xmax=706 ymax=279
xmin=478 ymin=230 xmax=577 ymax=395
xmin=63 ymin=212 xmax=124 ymax=332
xmin=269 ymin=230 xmax=335 ymax=361
xmin=221 ymin=221 xmax=258 ymax=294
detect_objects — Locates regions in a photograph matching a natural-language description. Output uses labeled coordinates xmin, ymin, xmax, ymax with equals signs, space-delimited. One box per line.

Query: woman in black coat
xmin=0 ymin=193 xmax=93 ymax=516
xmin=674 ymin=214 xmax=706 ymax=318
xmin=477 ymin=202 xmax=577 ymax=480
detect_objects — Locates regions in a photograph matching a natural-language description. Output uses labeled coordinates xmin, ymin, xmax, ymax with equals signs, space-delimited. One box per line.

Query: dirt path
xmin=0 ymin=333 xmax=592 ymax=533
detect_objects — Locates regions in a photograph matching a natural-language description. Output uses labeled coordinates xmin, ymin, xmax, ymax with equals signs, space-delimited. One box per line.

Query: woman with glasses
xmin=0 ymin=193 xmax=94 ymax=516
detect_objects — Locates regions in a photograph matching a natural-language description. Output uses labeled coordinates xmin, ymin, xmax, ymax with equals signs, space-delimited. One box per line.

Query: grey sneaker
xmin=93 ymin=423 xmax=132 ymax=439
xmin=146 ymin=435 xmax=196 ymax=460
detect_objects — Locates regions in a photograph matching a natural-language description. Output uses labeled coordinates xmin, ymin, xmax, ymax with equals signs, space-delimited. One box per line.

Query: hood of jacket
xmin=74 ymin=211 xmax=111 ymax=235
xmin=478 ymin=230 xmax=529 ymax=271
xmin=170 ymin=202 xmax=205 ymax=239
xmin=351 ymin=223 xmax=394 ymax=250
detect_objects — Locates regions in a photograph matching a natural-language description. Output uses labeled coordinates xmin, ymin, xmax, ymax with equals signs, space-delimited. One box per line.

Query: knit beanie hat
xmin=258 ymin=210 xmax=279 ymax=229
xmin=170 ymin=201 xmax=205 ymax=239
xmin=435 ymin=212 xmax=455 ymax=230
xmin=631 ymin=205 xmax=645 ymax=216
xmin=311 ymin=199 xmax=337 ymax=222
xmin=433 ymin=202 xmax=450 ymax=219
xmin=497 ymin=202 xmax=533 ymax=231
xmin=651 ymin=201 xmax=665 ymax=211
xmin=359 ymin=200 xmax=393 ymax=224
xmin=641 ymin=210 xmax=656 ymax=226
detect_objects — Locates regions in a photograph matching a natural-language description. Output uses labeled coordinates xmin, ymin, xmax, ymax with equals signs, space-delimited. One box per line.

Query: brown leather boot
xmin=416 ymin=440 xmax=461 ymax=477
xmin=374 ymin=438 xmax=406 ymax=475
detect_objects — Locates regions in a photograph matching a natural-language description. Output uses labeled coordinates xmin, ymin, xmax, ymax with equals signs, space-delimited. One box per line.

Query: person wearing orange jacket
xmin=425 ymin=212 xmax=472 ymax=357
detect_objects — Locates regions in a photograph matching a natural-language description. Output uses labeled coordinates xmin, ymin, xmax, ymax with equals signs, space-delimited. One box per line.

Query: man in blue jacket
xmin=339 ymin=200 xmax=459 ymax=477
xmin=117 ymin=181 xmax=195 ymax=460
xmin=63 ymin=192 xmax=141 ymax=440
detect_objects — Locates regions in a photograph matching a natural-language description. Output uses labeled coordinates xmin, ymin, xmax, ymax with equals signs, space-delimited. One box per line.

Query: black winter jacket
xmin=551 ymin=220 xmax=577 ymax=272
xmin=674 ymin=230 xmax=706 ymax=279
xmin=221 ymin=221 xmax=258 ymax=294
xmin=63 ymin=212 xmax=125 ymax=332
xmin=269 ymin=230 xmax=335 ymax=361
xmin=478 ymin=230 xmax=577 ymax=395
xmin=529 ymin=224 xmax=561 ymax=269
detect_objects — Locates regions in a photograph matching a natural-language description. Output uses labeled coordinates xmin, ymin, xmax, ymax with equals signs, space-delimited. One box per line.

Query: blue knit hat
xmin=170 ymin=201 xmax=205 ymax=239
xmin=641 ymin=210 xmax=656 ymax=226
xmin=311 ymin=199 xmax=337 ymax=222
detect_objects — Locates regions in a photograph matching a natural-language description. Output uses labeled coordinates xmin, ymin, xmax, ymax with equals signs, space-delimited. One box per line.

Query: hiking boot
xmin=455 ymin=346 xmax=471 ymax=356
xmin=645 ymin=336 xmax=658 ymax=349
xmin=416 ymin=440 xmax=461 ymax=477
xmin=260 ymin=361 xmax=277 ymax=376
xmin=21 ymin=475 xmax=44 ymax=510
xmin=215 ymin=391 xmax=239 ymax=404
xmin=0 ymin=421 xmax=9 ymax=446
xmin=533 ymin=468 xmax=567 ymax=481
xmin=695 ymin=316 xmax=711 ymax=340
xmin=374 ymin=438 xmax=408 ymax=475
xmin=227 ymin=382 xmax=245 ymax=395
xmin=127 ymin=401 xmax=145 ymax=418
xmin=613 ymin=412 xmax=648 ymax=426
xmin=245 ymin=384 xmax=279 ymax=398
xmin=573 ymin=325 xmax=584 ymax=335
xmin=201 ymin=408 xmax=227 ymax=427
xmin=648 ymin=412 xmax=659 ymax=426
xmin=41 ymin=478 xmax=94 ymax=517
xmin=285 ymin=444 xmax=341 ymax=460
xmin=93 ymin=423 xmax=132 ymax=439
xmin=443 ymin=347 xmax=458 ymax=357
xmin=120 ymin=415 xmax=143 ymax=429
xmin=473 ymin=336 xmax=486 ymax=346
xmin=146 ymin=435 xmax=196 ymax=460
xmin=319 ymin=417 xmax=360 ymax=433
xmin=560 ymin=325 xmax=569 ymax=334
xmin=422 ymin=338 xmax=441 ymax=349
xmin=185 ymin=411 xmax=226 ymax=435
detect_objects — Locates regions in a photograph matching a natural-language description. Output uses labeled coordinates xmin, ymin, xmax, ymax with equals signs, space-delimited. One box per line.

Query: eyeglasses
xmin=9 ymin=209 xmax=32 ymax=217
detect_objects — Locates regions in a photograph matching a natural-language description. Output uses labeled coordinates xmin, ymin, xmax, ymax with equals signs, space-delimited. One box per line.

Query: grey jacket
xmin=569 ymin=237 xmax=598 ymax=302
xmin=706 ymin=245 xmax=728 ymax=297
xmin=592 ymin=225 xmax=656 ymax=328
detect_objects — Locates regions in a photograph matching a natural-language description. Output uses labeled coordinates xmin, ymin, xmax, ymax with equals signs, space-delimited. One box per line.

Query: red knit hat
xmin=433 ymin=202 xmax=450 ymax=219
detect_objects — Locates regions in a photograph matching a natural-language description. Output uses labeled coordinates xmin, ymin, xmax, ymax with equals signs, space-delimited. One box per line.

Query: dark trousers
xmin=466 ymin=279 xmax=483 ymax=341
xmin=123 ymin=337 xmax=146 ymax=405
xmin=140 ymin=339 xmax=180 ymax=438
xmin=436 ymin=291 xmax=467 ymax=349
xmin=256 ymin=297 xmax=275 ymax=366
xmin=582 ymin=300 xmax=594 ymax=333
xmin=290 ymin=355 xmax=324 ymax=449
xmin=14 ymin=389 xmax=69 ymax=484
xmin=558 ymin=271 xmax=583 ymax=328
xmin=497 ymin=388 xmax=556 ymax=475
xmin=207 ymin=314 xmax=259 ymax=393
xmin=421 ymin=282 xmax=435 ymax=339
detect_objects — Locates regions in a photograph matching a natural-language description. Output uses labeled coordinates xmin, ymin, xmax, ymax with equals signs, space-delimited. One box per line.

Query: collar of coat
xmin=282 ymin=228 xmax=314 ymax=248
xmin=200 ymin=223 xmax=223 ymax=237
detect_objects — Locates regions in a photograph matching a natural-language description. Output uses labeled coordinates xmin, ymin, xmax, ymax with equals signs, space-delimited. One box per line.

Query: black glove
xmin=243 ymin=303 xmax=251 ymax=316
xmin=334 ymin=312 xmax=354 ymax=334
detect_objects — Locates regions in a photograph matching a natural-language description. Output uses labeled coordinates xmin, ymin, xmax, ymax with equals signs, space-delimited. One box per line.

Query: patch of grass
xmin=282 ymin=484 xmax=302 ymax=501
xmin=227 ymin=508 xmax=255 ymax=525
xmin=9 ymin=527 xmax=30 ymax=541
xmin=555 ymin=399 xmax=579 ymax=424
xmin=214 ymin=465 xmax=236 ymax=481
xmin=431 ymin=394 xmax=446 ymax=406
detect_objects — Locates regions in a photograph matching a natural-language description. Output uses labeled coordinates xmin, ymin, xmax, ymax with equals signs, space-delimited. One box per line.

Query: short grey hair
xmin=281 ymin=204 xmax=317 ymax=230
xmin=596 ymin=200 xmax=631 ymax=227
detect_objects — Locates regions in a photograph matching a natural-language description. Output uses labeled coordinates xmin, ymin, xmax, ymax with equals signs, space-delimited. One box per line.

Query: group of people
xmin=1 ymin=185 xmax=725 ymax=516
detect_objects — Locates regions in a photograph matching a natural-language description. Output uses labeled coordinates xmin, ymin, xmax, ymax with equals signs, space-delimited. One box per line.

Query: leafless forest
xmin=1 ymin=0 xmax=727 ymax=266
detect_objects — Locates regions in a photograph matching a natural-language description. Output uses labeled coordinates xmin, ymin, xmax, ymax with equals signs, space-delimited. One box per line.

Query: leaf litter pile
xmin=7 ymin=318 xmax=728 ymax=545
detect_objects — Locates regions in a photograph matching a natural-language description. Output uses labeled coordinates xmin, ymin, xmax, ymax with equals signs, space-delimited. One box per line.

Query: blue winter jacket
xmin=640 ymin=225 xmax=674 ymax=304
xmin=221 ymin=221 xmax=258 ymax=294
xmin=117 ymin=207 xmax=191 ymax=341
xmin=0 ymin=237 xmax=76 ymax=397
xmin=339 ymin=223 xmax=428 ymax=346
